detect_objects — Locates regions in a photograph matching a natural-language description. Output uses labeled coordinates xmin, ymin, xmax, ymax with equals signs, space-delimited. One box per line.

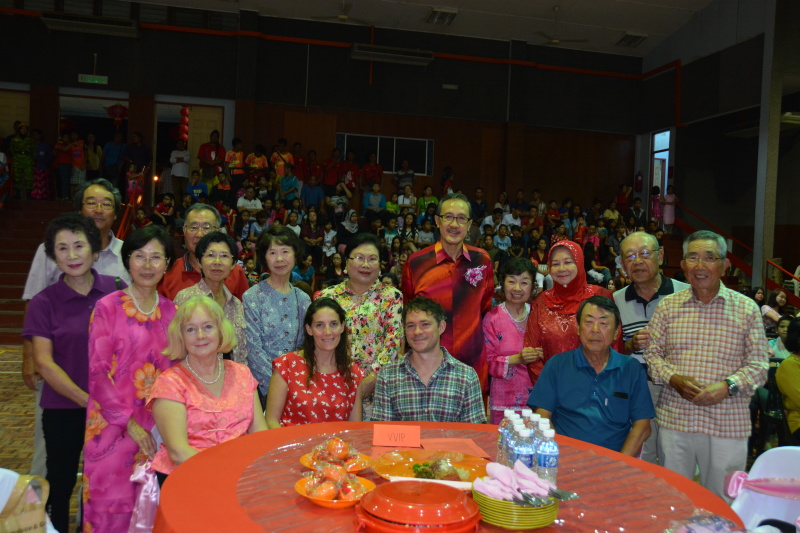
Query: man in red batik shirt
xmin=402 ymin=193 xmax=494 ymax=391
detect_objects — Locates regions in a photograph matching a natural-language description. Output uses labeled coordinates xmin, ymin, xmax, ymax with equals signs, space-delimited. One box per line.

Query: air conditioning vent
xmin=614 ymin=32 xmax=648 ymax=48
xmin=350 ymin=43 xmax=434 ymax=66
xmin=40 ymin=11 xmax=138 ymax=38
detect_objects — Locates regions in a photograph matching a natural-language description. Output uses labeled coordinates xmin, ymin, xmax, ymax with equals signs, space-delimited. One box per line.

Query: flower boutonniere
xmin=464 ymin=265 xmax=487 ymax=287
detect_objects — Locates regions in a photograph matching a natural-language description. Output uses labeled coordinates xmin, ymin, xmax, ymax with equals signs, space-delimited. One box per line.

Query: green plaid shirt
xmin=371 ymin=347 xmax=486 ymax=424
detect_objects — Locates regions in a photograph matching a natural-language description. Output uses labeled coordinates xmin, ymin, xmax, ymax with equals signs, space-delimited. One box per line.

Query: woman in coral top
xmin=148 ymin=297 xmax=266 ymax=484
xmin=83 ymin=226 xmax=178 ymax=533
xmin=266 ymin=298 xmax=365 ymax=427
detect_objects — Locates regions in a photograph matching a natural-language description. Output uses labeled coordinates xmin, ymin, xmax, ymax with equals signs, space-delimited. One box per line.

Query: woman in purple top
xmin=21 ymin=214 xmax=120 ymax=533
xmin=482 ymin=257 xmax=539 ymax=425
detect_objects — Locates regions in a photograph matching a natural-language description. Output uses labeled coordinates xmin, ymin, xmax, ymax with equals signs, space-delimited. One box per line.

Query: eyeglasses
xmin=203 ymin=251 xmax=233 ymax=262
xmin=185 ymin=223 xmax=218 ymax=234
xmin=684 ymin=254 xmax=724 ymax=265
xmin=129 ymin=252 xmax=165 ymax=267
xmin=348 ymin=255 xmax=380 ymax=266
xmin=83 ymin=199 xmax=114 ymax=211
xmin=439 ymin=214 xmax=470 ymax=226
xmin=622 ymin=249 xmax=656 ymax=262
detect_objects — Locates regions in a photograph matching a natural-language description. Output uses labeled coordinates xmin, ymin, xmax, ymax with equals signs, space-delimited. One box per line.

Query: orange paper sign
xmin=373 ymin=424 xmax=421 ymax=447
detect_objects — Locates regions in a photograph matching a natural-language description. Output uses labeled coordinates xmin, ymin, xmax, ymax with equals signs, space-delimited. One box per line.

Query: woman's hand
xmin=359 ymin=372 xmax=378 ymax=397
xmin=510 ymin=347 xmax=543 ymax=366
xmin=127 ymin=417 xmax=157 ymax=459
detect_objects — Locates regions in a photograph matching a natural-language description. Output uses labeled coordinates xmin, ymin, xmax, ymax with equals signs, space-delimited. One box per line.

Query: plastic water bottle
xmin=514 ymin=429 xmax=535 ymax=468
xmin=506 ymin=421 xmax=526 ymax=466
xmin=521 ymin=408 xmax=532 ymax=419
xmin=536 ymin=429 xmax=559 ymax=486
xmin=496 ymin=410 xmax=515 ymax=465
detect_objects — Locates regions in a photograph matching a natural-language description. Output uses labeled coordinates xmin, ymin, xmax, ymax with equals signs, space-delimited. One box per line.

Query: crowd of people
xmin=12 ymin=128 xmax=799 ymax=532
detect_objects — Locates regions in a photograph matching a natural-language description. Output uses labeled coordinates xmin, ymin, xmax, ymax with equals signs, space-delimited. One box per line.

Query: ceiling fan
xmin=537 ymin=5 xmax=588 ymax=46
xmin=311 ymin=0 xmax=371 ymax=26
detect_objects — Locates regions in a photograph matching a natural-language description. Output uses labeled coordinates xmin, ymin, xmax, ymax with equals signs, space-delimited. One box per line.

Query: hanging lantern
xmin=179 ymin=133 xmax=189 ymax=142
xmin=180 ymin=107 xmax=190 ymax=117
xmin=106 ymin=103 xmax=129 ymax=130
xmin=179 ymin=125 xmax=189 ymax=135
xmin=179 ymin=116 xmax=189 ymax=126
xmin=178 ymin=106 xmax=190 ymax=144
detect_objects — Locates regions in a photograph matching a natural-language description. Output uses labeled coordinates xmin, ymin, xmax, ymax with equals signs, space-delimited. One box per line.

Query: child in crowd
xmin=508 ymin=225 xmax=525 ymax=259
xmin=399 ymin=213 xmax=418 ymax=251
xmin=291 ymin=252 xmax=315 ymax=289
xmin=126 ymin=163 xmax=144 ymax=205
xmin=528 ymin=206 xmax=545 ymax=235
xmin=245 ymin=144 xmax=268 ymax=182
xmin=286 ymin=211 xmax=301 ymax=236
xmin=220 ymin=200 xmax=237 ymax=236
xmin=261 ymin=198 xmax=275 ymax=224
xmin=596 ymin=218 xmax=608 ymax=243
xmin=416 ymin=219 xmax=435 ymax=246
xmin=552 ymin=223 xmax=568 ymax=243
xmin=225 ymin=138 xmax=246 ymax=189
xmin=585 ymin=224 xmax=600 ymax=251
xmin=251 ymin=211 xmax=270 ymax=242
xmin=380 ymin=217 xmax=399 ymax=247
xmin=274 ymin=198 xmax=287 ymax=224
xmin=256 ymin=175 xmax=274 ymax=204
xmin=151 ymin=193 xmax=175 ymax=229
xmin=132 ymin=207 xmax=152 ymax=229
xmin=501 ymin=206 xmax=523 ymax=229
xmin=546 ymin=200 xmax=560 ymax=231
xmin=287 ymin=197 xmax=305 ymax=225
xmin=187 ymin=170 xmax=207 ymax=202
xmin=482 ymin=224 xmax=495 ymax=239
xmin=235 ymin=210 xmax=253 ymax=252
xmin=388 ymin=237 xmax=402 ymax=267
xmin=417 ymin=203 xmax=436 ymax=228
xmin=398 ymin=184 xmax=417 ymax=214
xmin=493 ymin=224 xmax=511 ymax=251
xmin=381 ymin=272 xmax=399 ymax=289
xmin=416 ymin=185 xmax=438 ymax=213
xmin=321 ymin=219 xmax=337 ymax=268
xmin=386 ymin=193 xmax=399 ymax=215
xmin=390 ymin=251 xmax=408 ymax=279
xmin=572 ymin=215 xmax=588 ymax=246
xmin=243 ymin=257 xmax=259 ymax=286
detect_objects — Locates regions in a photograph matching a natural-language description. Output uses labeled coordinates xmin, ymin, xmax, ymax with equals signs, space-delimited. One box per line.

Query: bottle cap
xmin=504 ymin=409 xmax=514 ymax=417
xmin=538 ymin=419 xmax=550 ymax=429
xmin=513 ymin=420 xmax=525 ymax=429
xmin=543 ymin=429 xmax=555 ymax=438
xmin=518 ymin=429 xmax=531 ymax=437
xmin=521 ymin=408 xmax=532 ymax=417
xmin=530 ymin=413 xmax=541 ymax=422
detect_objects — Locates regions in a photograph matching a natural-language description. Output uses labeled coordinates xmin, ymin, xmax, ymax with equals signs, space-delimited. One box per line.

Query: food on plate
xmin=307 ymin=479 xmax=339 ymax=500
xmin=303 ymin=465 xmax=369 ymax=501
xmin=307 ymin=437 xmax=367 ymax=470
xmin=411 ymin=459 xmax=469 ymax=481
xmin=325 ymin=437 xmax=350 ymax=460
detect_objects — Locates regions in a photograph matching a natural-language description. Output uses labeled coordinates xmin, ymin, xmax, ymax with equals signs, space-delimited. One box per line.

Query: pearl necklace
xmin=185 ymin=354 xmax=223 ymax=385
xmin=129 ymin=289 xmax=159 ymax=316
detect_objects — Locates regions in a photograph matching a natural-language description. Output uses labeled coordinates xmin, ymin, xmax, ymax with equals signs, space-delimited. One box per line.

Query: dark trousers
xmin=58 ymin=164 xmax=72 ymax=198
xmin=42 ymin=407 xmax=86 ymax=533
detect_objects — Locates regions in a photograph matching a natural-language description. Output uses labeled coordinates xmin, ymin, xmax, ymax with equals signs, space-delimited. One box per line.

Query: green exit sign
xmin=78 ymin=74 xmax=108 ymax=85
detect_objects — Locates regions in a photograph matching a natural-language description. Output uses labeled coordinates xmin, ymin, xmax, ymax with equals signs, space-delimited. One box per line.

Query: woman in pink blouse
xmin=148 ymin=297 xmax=267 ymax=484
xmin=483 ymin=258 xmax=539 ymax=424
xmin=266 ymin=298 xmax=365 ymax=427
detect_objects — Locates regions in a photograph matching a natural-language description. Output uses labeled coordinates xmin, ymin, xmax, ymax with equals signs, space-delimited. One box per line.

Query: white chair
xmin=730 ymin=447 xmax=800 ymax=530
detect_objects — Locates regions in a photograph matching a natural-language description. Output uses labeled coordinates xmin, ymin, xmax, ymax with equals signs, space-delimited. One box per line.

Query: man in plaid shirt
xmin=643 ymin=230 xmax=769 ymax=500
xmin=371 ymin=297 xmax=486 ymax=423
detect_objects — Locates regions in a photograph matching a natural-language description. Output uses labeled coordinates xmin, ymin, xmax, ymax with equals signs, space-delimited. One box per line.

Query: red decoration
xmin=180 ymin=107 xmax=190 ymax=117
xmin=180 ymin=116 xmax=189 ymax=126
xmin=179 ymin=125 xmax=189 ymax=135
xmin=179 ymin=133 xmax=189 ymax=142
xmin=106 ymin=103 xmax=129 ymax=130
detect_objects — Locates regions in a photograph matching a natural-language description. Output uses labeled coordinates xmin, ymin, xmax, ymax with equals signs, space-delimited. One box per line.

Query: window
xmin=336 ymin=133 xmax=434 ymax=175
xmin=652 ymin=129 xmax=671 ymax=192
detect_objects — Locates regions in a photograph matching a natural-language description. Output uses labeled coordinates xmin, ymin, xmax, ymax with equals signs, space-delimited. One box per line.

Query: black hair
xmin=402 ymin=296 xmax=446 ymax=325
xmin=345 ymin=232 xmax=381 ymax=260
xmin=784 ymin=317 xmax=800 ymax=353
xmin=437 ymin=192 xmax=472 ymax=219
xmin=766 ymin=289 xmax=788 ymax=311
xmin=256 ymin=225 xmax=304 ymax=266
xmin=195 ymin=232 xmax=237 ymax=262
xmin=499 ymin=257 xmax=537 ymax=287
xmin=121 ymin=225 xmax=174 ymax=272
xmin=301 ymin=298 xmax=353 ymax=387
xmin=44 ymin=214 xmax=102 ymax=260
xmin=576 ymin=295 xmax=621 ymax=329
xmin=231 ymin=138 xmax=242 ymax=147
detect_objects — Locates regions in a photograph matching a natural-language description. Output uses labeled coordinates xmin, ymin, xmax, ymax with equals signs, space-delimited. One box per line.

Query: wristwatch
xmin=724 ymin=378 xmax=738 ymax=397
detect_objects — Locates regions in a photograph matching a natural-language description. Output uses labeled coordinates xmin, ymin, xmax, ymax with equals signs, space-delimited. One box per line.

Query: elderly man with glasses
xmin=612 ymin=232 xmax=689 ymax=465
xmin=643 ymin=230 xmax=769 ymax=501
xmin=401 ymin=192 xmax=494 ymax=392
xmin=158 ymin=203 xmax=250 ymax=301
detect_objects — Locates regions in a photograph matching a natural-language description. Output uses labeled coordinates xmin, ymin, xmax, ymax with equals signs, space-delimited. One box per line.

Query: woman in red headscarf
xmin=523 ymin=240 xmax=615 ymax=386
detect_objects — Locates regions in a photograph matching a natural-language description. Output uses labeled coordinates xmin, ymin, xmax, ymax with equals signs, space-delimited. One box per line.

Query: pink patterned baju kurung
xmin=83 ymin=291 xmax=177 ymax=533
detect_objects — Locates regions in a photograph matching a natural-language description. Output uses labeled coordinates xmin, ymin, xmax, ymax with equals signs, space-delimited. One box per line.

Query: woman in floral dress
xmin=317 ymin=233 xmax=403 ymax=420
xmin=83 ymin=226 xmax=177 ymax=533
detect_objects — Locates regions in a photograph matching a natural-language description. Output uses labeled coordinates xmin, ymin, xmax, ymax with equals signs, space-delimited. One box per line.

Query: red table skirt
xmin=154 ymin=421 xmax=741 ymax=532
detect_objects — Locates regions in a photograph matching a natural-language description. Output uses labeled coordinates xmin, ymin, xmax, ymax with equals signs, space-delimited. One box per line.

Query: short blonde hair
xmin=162 ymin=296 xmax=236 ymax=360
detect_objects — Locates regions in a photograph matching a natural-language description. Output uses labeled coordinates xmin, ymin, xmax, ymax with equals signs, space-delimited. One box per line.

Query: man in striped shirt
xmin=613 ymin=232 xmax=689 ymax=464
xmin=643 ymin=231 xmax=769 ymax=500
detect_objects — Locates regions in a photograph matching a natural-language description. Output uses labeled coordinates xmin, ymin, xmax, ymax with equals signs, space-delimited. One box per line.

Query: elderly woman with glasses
xmin=83 ymin=226 xmax=177 ymax=533
xmin=244 ymin=226 xmax=311 ymax=407
xmin=174 ymin=232 xmax=247 ymax=364
xmin=318 ymin=233 xmax=403 ymax=419
xmin=159 ymin=203 xmax=250 ymax=301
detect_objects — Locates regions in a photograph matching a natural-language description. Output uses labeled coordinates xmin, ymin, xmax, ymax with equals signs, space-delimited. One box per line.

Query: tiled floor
xmin=0 ymin=344 xmax=82 ymax=532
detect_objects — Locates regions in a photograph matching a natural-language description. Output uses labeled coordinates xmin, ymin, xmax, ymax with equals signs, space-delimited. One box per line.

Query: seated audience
xmin=371 ymin=297 xmax=486 ymax=423
xmin=762 ymin=289 xmax=790 ymax=339
xmin=528 ymin=296 xmax=654 ymax=455
xmin=266 ymin=298 xmax=365 ymax=426
xmin=776 ymin=317 xmax=800 ymax=443
xmin=149 ymin=297 xmax=267 ymax=484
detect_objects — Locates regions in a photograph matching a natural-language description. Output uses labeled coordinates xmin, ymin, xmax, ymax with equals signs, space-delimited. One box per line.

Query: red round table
xmin=154 ymin=421 xmax=741 ymax=532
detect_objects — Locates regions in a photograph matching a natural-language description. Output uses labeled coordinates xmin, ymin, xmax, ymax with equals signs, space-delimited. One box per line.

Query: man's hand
xmin=631 ymin=328 xmax=651 ymax=352
xmin=22 ymin=342 xmax=41 ymax=391
xmin=669 ymin=373 xmax=703 ymax=401
xmin=692 ymin=381 xmax=728 ymax=406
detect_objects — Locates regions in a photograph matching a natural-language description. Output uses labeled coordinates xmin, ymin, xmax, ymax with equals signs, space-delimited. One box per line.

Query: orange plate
xmin=294 ymin=476 xmax=376 ymax=509
xmin=372 ymin=449 xmax=488 ymax=483
xmin=300 ymin=452 xmax=372 ymax=473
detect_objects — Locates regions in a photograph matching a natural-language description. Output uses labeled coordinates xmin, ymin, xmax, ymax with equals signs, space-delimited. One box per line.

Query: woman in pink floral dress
xmin=483 ymin=258 xmax=539 ymax=424
xmin=83 ymin=226 xmax=177 ymax=533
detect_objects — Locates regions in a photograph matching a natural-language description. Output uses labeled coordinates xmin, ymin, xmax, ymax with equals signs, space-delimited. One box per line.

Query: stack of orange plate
xmin=471 ymin=488 xmax=558 ymax=530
